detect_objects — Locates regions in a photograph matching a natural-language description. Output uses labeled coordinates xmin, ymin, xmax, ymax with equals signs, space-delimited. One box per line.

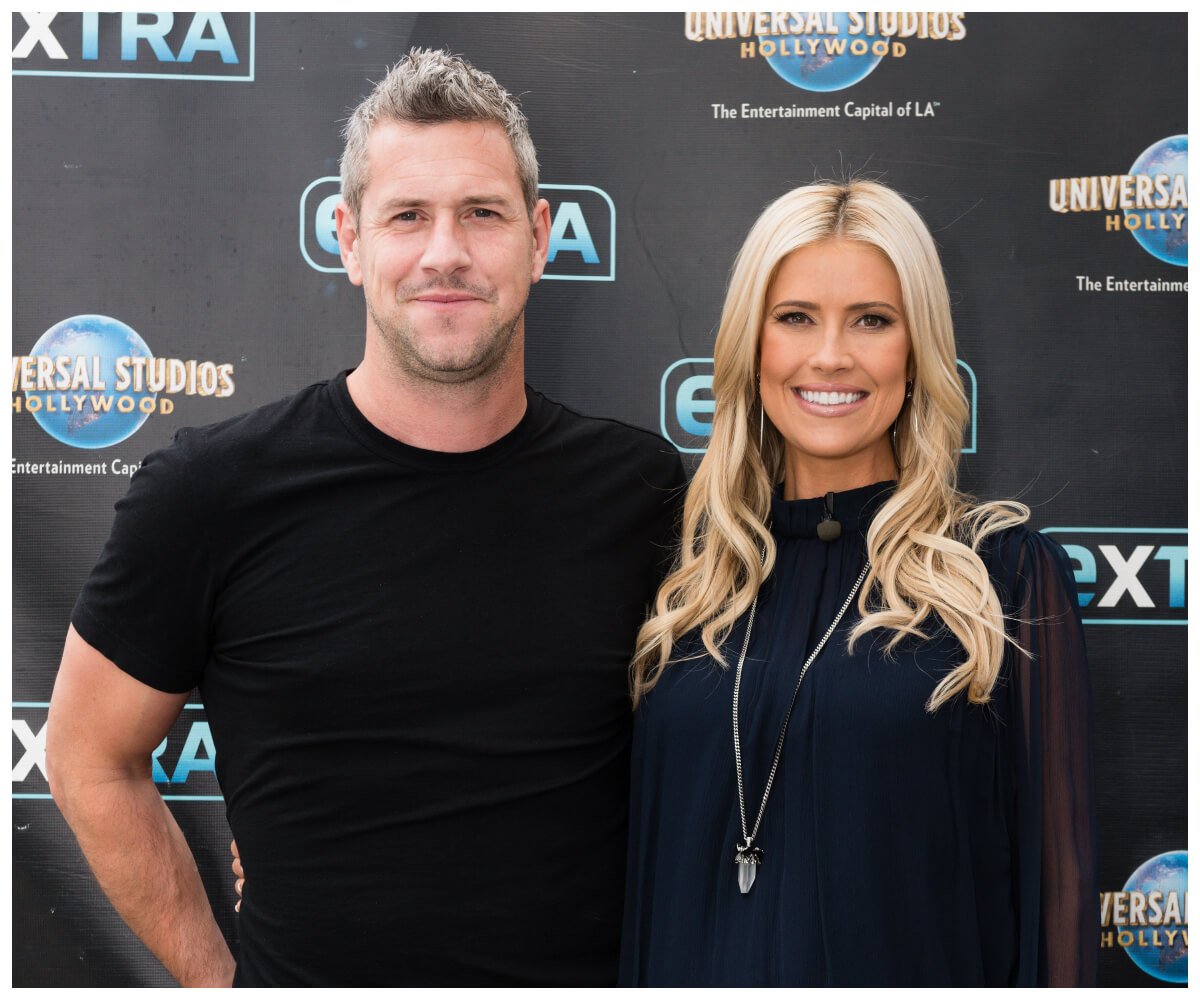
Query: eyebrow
xmin=377 ymin=194 xmax=518 ymax=212
xmin=770 ymin=299 xmax=901 ymax=311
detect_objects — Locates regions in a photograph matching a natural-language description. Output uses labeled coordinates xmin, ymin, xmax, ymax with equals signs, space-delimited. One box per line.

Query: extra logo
xmin=1049 ymin=135 xmax=1187 ymax=266
xmin=661 ymin=357 xmax=977 ymax=456
xmin=1041 ymin=528 xmax=1187 ymax=625
xmin=660 ymin=358 xmax=715 ymax=454
xmin=13 ymin=702 xmax=222 ymax=802
xmin=12 ymin=314 xmax=236 ymax=450
xmin=1099 ymin=850 xmax=1187 ymax=983
xmin=684 ymin=11 xmax=966 ymax=92
xmin=300 ymin=179 xmax=615 ymax=282
xmin=12 ymin=12 xmax=254 ymax=81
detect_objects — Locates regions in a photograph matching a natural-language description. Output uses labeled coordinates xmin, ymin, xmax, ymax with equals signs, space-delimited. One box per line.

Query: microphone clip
xmin=817 ymin=491 xmax=842 ymax=542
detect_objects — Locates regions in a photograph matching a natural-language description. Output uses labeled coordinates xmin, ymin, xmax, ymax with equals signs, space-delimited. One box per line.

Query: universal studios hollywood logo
xmin=1049 ymin=135 xmax=1188 ymax=266
xmin=12 ymin=315 xmax=236 ymax=449
xmin=1099 ymin=850 xmax=1188 ymax=984
xmin=684 ymin=11 xmax=966 ymax=92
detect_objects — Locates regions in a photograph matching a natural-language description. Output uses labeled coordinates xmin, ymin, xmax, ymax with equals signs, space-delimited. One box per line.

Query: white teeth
xmin=799 ymin=390 xmax=865 ymax=405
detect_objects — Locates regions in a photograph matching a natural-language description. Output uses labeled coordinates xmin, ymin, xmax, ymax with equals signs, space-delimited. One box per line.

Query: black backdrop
xmin=12 ymin=13 xmax=1187 ymax=987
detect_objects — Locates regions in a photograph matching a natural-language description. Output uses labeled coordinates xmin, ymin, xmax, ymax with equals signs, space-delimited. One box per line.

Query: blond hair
xmin=631 ymin=181 xmax=1028 ymax=711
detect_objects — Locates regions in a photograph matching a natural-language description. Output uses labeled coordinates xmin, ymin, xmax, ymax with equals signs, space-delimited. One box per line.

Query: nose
xmin=810 ymin=323 xmax=852 ymax=374
xmin=419 ymin=214 xmax=471 ymax=275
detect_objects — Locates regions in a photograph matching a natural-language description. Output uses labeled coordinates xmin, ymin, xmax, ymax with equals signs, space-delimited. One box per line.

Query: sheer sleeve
xmin=1008 ymin=531 xmax=1099 ymax=986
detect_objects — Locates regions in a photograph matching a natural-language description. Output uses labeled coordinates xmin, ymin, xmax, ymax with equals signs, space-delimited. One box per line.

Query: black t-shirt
xmin=72 ymin=373 xmax=685 ymax=986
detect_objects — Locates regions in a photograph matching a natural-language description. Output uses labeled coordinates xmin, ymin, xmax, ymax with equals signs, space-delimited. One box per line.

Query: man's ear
xmin=336 ymin=200 xmax=363 ymax=286
xmin=529 ymin=198 xmax=551 ymax=284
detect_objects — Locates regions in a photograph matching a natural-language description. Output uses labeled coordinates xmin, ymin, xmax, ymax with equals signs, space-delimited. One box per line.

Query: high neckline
xmin=769 ymin=480 xmax=896 ymax=539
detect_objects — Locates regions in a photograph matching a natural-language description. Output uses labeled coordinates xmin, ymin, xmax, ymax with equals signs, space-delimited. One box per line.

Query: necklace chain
xmin=732 ymin=560 xmax=871 ymax=850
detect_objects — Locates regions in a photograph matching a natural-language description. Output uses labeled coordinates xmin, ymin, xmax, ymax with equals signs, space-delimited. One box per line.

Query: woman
xmin=619 ymin=181 xmax=1097 ymax=986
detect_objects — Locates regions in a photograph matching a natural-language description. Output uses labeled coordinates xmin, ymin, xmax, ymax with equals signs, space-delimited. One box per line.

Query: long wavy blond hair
xmin=632 ymin=180 xmax=1028 ymax=711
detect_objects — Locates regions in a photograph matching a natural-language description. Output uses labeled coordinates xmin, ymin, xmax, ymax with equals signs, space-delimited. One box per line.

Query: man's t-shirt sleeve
xmin=71 ymin=430 xmax=218 ymax=694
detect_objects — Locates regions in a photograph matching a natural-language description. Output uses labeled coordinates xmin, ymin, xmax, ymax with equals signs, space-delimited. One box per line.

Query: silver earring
xmin=897 ymin=392 xmax=922 ymax=476
xmin=891 ymin=381 xmax=913 ymax=473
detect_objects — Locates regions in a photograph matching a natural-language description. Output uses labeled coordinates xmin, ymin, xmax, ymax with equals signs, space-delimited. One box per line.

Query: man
xmin=47 ymin=48 xmax=683 ymax=986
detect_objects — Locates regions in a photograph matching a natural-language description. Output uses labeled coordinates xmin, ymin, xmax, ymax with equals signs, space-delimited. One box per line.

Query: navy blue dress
xmin=619 ymin=483 xmax=1097 ymax=986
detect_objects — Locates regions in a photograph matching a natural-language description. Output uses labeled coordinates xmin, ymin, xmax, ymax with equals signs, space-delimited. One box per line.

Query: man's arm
xmin=47 ymin=625 xmax=235 ymax=988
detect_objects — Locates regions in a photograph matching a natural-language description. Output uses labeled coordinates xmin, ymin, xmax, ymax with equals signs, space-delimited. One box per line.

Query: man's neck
xmin=346 ymin=349 xmax=528 ymax=454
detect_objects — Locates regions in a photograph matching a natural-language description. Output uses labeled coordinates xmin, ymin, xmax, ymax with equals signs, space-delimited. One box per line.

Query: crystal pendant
xmin=737 ymin=858 xmax=757 ymax=894
xmin=734 ymin=842 xmax=762 ymax=894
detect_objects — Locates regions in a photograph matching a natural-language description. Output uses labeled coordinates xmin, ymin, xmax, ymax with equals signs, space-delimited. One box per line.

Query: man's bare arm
xmin=47 ymin=625 xmax=235 ymax=987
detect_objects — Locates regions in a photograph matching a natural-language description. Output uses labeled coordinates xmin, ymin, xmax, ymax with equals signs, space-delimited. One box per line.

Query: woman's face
xmin=759 ymin=238 xmax=911 ymax=498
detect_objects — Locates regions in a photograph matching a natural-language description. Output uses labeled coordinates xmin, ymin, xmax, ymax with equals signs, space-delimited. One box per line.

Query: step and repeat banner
xmin=11 ymin=13 xmax=1187 ymax=987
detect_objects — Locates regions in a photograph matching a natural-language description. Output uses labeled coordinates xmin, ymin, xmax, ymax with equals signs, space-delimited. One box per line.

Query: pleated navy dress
xmin=619 ymin=482 xmax=1097 ymax=986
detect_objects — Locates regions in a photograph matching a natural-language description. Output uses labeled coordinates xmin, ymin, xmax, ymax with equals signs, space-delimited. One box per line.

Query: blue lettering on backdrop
xmin=547 ymin=202 xmax=600 ymax=264
xmin=1156 ymin=546 xmax=1188 ymax=608
xmin=315 ymin=193 xmax=340 ymax=256
xmin=150 ymin=721 xmax=219 ymax=784
xmin=536 ymin=184 xmax=616 ymax=281
xmin=675 ymin=374 xmax=715 ymax=436
xmin=177 ymin=12 xmax=238 ymax=63
xmin=1064 ymin=545 xmax=1098 ymax=606
xmin=299 ymin=178 xmax=347 ymax=274
xmin=659 ymin=358 xmax=715 ymax=453
xmin=81 ymin=13 xmax=99 ymax=60
xmin=14 ymin=12 xmax=252 ymax=81
xmin=167 ymin=722 xmax=218 ymax=783
xmin=1045 ymin=529 xmax=1187 ymax=624
xmin=120 ymin=12 xmax=175 ymax=62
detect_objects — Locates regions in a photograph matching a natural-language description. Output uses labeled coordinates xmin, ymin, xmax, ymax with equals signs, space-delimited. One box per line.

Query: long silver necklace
xmin=731 ymin=559 xmax=870 ymax=894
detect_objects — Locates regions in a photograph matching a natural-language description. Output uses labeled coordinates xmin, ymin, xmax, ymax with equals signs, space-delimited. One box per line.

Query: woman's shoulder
xmin=973 ymin=519 xmax=1077 ymax=614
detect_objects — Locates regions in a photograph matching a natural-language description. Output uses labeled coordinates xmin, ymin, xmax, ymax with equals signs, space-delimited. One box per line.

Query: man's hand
xmin=47 ymin=626 xmax=236 ymax=987
xmin=231 ymin=839 xmax=244 ymax=913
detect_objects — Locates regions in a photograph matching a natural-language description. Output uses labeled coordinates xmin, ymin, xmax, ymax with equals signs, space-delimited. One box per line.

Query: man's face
xmin=337 ymin=120 xmax=550 ymax=384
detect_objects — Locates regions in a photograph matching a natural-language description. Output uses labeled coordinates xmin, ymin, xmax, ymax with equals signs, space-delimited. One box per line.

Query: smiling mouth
xmin=796 ymin=389 xmax=867 ymax=405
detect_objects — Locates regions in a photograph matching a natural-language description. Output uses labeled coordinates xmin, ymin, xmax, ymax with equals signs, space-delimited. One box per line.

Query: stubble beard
xmin=367 ymin=279 xmax=529 ymax=387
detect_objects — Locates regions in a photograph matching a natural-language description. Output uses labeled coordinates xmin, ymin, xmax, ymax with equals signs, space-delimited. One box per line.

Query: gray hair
xmin=340 ymin=48 xmax=539 ymax=218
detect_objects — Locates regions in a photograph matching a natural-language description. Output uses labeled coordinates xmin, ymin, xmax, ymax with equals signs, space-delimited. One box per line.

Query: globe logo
xmin=760 ymin=13 xmax=887 ymax=92
xmin=1118 ymin=850 xmax=1187 ymax=983
xmin=23 ymin=315 xmax=158 ymax=449
xmin=1126 ymin=135 xmax=1187 ymax=266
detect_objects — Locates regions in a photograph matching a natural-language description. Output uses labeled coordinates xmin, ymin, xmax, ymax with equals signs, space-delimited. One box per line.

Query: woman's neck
xmin=782 ymin=446 xmax=898 ymax=501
